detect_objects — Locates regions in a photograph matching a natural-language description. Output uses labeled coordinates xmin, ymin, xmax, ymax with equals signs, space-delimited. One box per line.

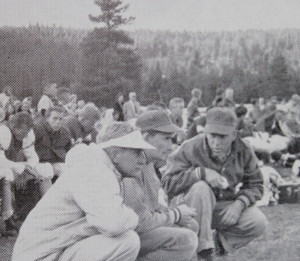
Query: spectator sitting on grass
xmin=64 ymin=103 xmax=101 ymax=145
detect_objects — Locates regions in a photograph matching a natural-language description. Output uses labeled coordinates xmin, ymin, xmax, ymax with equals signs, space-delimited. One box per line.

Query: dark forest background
xmin=1 ymin=25 xmax=299 ymax=106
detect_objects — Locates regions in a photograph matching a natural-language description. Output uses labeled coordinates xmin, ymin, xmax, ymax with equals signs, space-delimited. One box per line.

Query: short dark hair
xmin=235 ymin=105 xmax=248 ymax=118
xmin=45 ymin=106 xmax=66 ymax=118
xmin=8 ymin=112 xmax=33 ymax=129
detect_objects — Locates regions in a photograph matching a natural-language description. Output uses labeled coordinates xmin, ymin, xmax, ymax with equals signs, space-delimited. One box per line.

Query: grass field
xmin=1 ymin=204 xmax=300 ymax=261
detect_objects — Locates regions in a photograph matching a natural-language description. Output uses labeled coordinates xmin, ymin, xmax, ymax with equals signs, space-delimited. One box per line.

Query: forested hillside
xmin=0 ymin=25 xmax=299 ymax=106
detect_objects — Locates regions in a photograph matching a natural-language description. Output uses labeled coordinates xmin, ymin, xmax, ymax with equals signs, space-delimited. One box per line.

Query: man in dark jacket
xmin=34 ymin=106 xmax=72 ymax=178
xmin=162 ymin=107 xmax=267 ymax=261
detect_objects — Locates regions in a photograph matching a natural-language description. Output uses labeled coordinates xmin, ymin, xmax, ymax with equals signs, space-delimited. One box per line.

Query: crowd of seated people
xmin=0 ymin=83 xmax=299 ymax=261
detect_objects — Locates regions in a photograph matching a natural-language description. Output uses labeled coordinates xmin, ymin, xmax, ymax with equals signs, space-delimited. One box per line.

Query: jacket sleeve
xmin=68 ymin=155 xmax=138 ymax=237
xmin=236 ymin=145 xmax=264 ymax=207
xmin=123 ymin=178 xmax=174 ymax=233
xmin=162 ymin=144 xmax=202 ymax=199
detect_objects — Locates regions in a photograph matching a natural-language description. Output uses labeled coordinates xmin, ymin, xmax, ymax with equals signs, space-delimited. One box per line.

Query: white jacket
xmin=12 ymin=144 xmax=138 ymax=261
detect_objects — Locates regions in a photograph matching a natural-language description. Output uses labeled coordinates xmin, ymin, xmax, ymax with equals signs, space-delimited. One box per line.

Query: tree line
xmin=0 ymin=24 xmax=299 ymax=106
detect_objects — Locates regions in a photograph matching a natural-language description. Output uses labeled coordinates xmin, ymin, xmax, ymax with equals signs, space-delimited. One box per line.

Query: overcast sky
xmin=0 ymin=0 xmax=300 ymax=31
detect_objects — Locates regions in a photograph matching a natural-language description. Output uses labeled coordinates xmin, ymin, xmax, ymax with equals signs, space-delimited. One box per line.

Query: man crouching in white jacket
xmin=12 ymin=122 xmax=155 ymax=261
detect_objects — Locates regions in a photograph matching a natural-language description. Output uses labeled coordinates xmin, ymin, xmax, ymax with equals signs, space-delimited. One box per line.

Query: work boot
xmin=2 ymin=216 xmax=19 ymax=237
xmin=198 ymin=248 xmax=214 ymax=261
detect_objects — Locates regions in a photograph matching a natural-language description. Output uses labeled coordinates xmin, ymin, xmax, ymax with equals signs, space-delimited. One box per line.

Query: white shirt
xmin=12 ymin=144 xmax=138 ymax=261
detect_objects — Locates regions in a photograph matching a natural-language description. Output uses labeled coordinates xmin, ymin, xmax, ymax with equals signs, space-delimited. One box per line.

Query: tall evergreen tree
xmin=81 ymin=0 xmax=141 ymax=106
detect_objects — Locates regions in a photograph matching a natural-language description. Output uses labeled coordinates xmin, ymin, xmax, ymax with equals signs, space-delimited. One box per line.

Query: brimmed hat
xmin=204 ymin=107 xmax=237 ymax=135
xmin=100 ymin=130 xmax=155 ymax=149
xmin=136 ymin=110 xmax=181 ymax=133
xmin=97 ymin=122 xmax=155 ymax=150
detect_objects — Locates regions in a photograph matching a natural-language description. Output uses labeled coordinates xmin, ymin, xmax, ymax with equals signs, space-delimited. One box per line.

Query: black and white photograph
xmin=0 ymin=0 xmax=300 ymax=260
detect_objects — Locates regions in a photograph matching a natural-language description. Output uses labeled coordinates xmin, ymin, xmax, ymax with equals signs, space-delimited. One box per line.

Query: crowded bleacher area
xmin=0 ymin=83 xmax=300 ymax=261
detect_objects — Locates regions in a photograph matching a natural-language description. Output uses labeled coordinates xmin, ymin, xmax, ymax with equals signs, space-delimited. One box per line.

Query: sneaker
xmin=213 ymin=231 xmax=227 ymax=256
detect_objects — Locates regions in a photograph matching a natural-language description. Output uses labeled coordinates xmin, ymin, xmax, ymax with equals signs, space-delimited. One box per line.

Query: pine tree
xmin=81 ymin=0 xmax=141 ymax=106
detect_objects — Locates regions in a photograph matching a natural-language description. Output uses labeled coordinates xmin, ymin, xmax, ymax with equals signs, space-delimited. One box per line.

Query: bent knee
xmin=244 ymin=207 xmax=268 ymax=237
xmin=189 ymin=181 xmax=211 ymax=194
xmin=176 ymin=228 xmax=198 ymax=253
xmin=252 ymin=211 xmax=268 ymax=237
xmin=121 ymin=230 xmax=141 ymax=255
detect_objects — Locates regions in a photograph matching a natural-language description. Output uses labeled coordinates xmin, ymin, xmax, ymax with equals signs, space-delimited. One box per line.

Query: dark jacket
xmin=34 ymin=119 xmax=71 ymax=163
xmin=113 ymin=102 xmax=124 ymax=121
xmin=162 ymin=134 xmax=263 ymax=207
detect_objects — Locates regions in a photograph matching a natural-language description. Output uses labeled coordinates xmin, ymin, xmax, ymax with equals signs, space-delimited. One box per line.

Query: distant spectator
xmin=212 ymin=87 xmax=224 ymax=107
xmin=0 ymin=107 xmax=5 ymax=124
xmin=66 ymin=94 xmax=78 ymax=114
xmin=249 ymin=98 xmax=261 ymax=123
xmin=14 ymin=100 xmax=22 ymax=113
xmin=187 ymin=88 xmax=205 ymax=128
xmin=0 ymin=86 xmax=13 ymax=108
xmin=37 ymin=83 xmax=58 ymax=116
xmin=57 ymin=87 xmax=72 ymax=114
xmin=222 ymin=88 xmax=235 ymax=109
xmin=123 ymin=92 xmax=141 ymax=121
xmin=1 ymin=112 xmax=52 ymax=234
xmin=258 ymin=97 xmax=265 ymax=111
xmin=64 ymin=103 xmax=101 ymax=145
xmin=34 ymin=106 xmax=72 ymax=178
xmin=4 ymin=100 xmax=16 ymax=121
xmin=169 ymin=97 xmax=184 ymax=128
xmin=21 ymin=97 xmax=34 ymax=114
xmin=77 ymin=100 xmax=85 ymax=110
xmin=113 ymin=92 xmax=124 ymax=121
xmin=235 ymin=105 xmax=253 ymax=138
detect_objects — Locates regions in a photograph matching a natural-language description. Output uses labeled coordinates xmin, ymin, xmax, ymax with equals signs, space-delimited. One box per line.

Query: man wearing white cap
xmin=163 ymin=107 xmax=267 ymax=261
xmin=12 ymin=122 xmax=154 ymax=261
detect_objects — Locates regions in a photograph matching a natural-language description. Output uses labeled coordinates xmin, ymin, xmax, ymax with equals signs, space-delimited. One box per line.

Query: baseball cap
xmin=136 ymin=110 xmax=181 ymax=133
xmin=204 ymin=107 xmax=237 ymax=135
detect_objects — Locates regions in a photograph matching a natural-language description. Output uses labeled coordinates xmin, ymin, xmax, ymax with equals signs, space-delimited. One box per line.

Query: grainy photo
xmin=0 ymin=1 xmax=300 ymax=260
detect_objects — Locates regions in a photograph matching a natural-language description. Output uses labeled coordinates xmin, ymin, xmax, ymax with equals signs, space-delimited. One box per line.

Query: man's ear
xmin=110 ymin=148 xmax=121 ymax=164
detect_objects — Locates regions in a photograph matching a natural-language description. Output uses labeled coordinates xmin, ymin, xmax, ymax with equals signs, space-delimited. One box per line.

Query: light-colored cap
xmin=97 ymin=122 xmax=155 ymax=150
xmin=99 ymin=130 xmax=155 ymax=149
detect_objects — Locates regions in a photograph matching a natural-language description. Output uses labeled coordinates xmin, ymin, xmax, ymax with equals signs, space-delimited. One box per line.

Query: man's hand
xmin=219 ymin=200 xmax=245 ymax=226
xmin=176 ymin=204 xmax=197 ymax=226
xmin=205 ymin=168 xmax=226 ymax=188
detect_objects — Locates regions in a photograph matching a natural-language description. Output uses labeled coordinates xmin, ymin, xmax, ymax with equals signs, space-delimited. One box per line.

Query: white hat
xmin=99 ymin=130 xmax=155 ymax=150
xmin=0 ymin=125 xmax=12 ymax=150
